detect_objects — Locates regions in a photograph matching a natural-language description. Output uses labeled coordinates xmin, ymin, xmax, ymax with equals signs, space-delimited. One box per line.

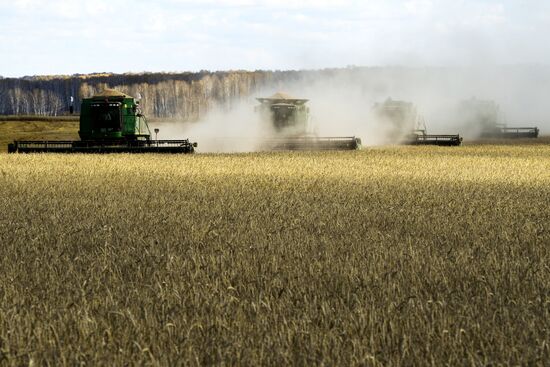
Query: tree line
xmin=0 ymin=70 xmax=307 ymax=119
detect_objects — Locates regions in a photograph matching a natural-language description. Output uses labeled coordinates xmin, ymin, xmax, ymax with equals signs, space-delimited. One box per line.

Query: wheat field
xmin=0 ymin=146 xmax=549 ymax=366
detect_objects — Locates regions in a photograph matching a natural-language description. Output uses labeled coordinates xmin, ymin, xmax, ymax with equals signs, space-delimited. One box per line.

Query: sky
xmin=0 ymin=0 xmax=549 ymax=77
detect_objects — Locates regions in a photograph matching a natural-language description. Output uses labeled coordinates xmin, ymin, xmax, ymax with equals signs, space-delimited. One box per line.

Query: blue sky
xmin=0 ymin=0 xmax=548 ymax=77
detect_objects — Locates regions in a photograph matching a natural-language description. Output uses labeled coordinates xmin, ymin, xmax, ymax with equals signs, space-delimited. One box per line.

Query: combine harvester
xmin=256 ymin=93 xmax=361 ymax=150
xmin=373 ymin=98 xmax=463 ymax=146
xmin=459 ymin=98 xmax=539 ymax=139
xmin=8 ymin=89 xmax=197 ymax=153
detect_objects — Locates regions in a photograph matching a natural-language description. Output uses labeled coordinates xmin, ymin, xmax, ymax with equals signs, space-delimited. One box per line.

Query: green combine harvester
xmin=8 ymin=89 xmax=197 ymax=153
xmin=459 ymin=98 xmax=539 ymax=139
xmin=256 ymin=93 xmax=361 ymax=150
xmin=373 ymin=98 xmax=463 ymax=146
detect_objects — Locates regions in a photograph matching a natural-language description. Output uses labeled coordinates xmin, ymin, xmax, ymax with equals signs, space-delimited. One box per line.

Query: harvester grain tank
xmin=8 ymin=89 xmax=197 ymax=153
xmin=459 ymin=98 xmax=539 ymax=139
xmin=256 ymin=93 xmax=361 ymax=150
xmin=373 ymin=98 xmax=462 ymax=146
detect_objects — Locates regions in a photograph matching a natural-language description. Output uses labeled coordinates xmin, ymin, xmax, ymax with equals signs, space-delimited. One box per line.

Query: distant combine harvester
xmin=459 ymin=98 xmax=540 ymax=139
xmin=255 ymin=92 xmax=362 ymax=150
xmin=373 ymin=98 xmax=463 ymax=146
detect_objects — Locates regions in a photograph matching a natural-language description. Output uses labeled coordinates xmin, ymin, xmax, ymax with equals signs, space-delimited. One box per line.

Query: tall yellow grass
xmin=0 ymin=146 xmax=549 ymax=365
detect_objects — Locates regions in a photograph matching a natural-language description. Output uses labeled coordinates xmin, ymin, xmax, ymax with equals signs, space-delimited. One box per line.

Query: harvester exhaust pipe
xmin=154 ymin=128 xmax=160 ymax=146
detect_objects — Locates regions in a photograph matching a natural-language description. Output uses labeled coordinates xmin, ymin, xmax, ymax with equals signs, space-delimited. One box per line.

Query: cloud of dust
xmin=149 ymin=97 xmax=276 ymax=153
xmin=267 ymin=66 xmax=550 ymax=143
xmin=151 ymin=66 xmax=550 ymax=152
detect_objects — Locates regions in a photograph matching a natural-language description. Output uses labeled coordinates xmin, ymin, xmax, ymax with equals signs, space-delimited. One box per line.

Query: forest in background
xmin=0 ymin=70 xmax=311 ymax=119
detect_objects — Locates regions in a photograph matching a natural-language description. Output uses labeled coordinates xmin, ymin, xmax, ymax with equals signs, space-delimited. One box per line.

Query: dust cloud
xmin=151 ymin=66 xmax=550 ymax=152
xmin=149 ymin=98 xmax=276 ymax=153
xmin=280 ymin=66 xmax=550 ymax=143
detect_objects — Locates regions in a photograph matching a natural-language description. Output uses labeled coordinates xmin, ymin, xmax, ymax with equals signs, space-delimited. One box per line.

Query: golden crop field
xmin=0 ymin=145 xmax=549 ymax=366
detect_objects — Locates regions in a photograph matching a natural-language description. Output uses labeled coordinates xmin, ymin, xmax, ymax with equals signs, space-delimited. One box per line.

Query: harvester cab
xmin=79 ymin=89 xmax=151 ymax=141
xmin=8 ymin=89 xmax=197 ymax=153
xmin=459 ymin=98 xmax=539 ymax=139
xmin=373 ymin=98 xmax=462 ymax=146
xmin=255 ymin=92 xmax=361 ymax=150
xmin=256 ymin=93 xmax=310 ymax=135
xmin=373 ymin=99 xmax=420 ymax=140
